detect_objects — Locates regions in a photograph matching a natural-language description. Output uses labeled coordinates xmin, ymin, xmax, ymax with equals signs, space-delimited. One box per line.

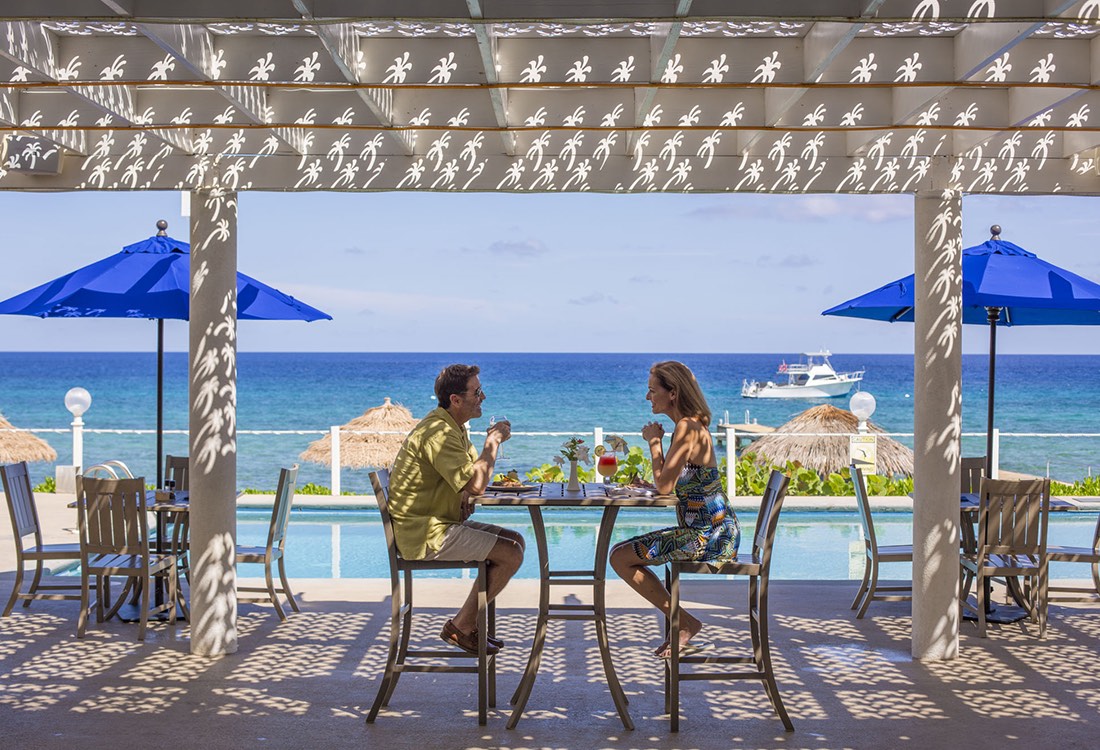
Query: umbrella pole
xmin=157 ymin=318 xmax=164 ymax=488
xmin=985 ymin=307 xmax=1001 ymax=477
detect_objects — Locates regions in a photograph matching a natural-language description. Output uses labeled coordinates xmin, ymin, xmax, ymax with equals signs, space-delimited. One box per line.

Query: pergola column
xmin=912 ymin=189 xmax=963 ymax=660
xmin=188 ymin=187 xmax=239 ymax=657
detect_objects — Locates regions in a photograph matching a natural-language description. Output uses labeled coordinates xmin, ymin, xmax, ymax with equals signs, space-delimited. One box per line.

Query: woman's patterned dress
xmin=627 ymin=462 xmax=741 ymax=563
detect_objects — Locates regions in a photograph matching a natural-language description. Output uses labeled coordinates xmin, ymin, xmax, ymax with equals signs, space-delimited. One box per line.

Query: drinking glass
xmin=597 ymin=451 xmax=618 ymax=485
xmin=489 ymin=415 xmax=508 ymax=459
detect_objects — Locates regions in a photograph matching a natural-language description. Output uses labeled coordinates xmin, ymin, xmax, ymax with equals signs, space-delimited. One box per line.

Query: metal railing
xmin=12 ymin=422 xmax=1095 ymax=496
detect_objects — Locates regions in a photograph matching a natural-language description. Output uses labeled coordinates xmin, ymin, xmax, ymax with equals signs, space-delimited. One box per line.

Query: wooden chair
xmin=163 ymin=455 xmax=191 ymax=580
xmin=960 ymin=477 xmax=1051 ymax=637
xmin=236 ymin=465 xmax=300 ymax=621
xmin=366 ymin=470 xmax=496 ymax=725
xmin=164 ymin=455 xmax=190 ymax=490
xmin=1 ymin=461 xmax=83 ymax=616
xmin=850 ymin=465 xmax=913 ymax=618
xmin=961 ymin=456 xmax=986 ymax=494
xmin=76 ymin=476 xmax=178 ymax=640
xmin=664 ymin=469 xmax=794 ymax=732
xmin=1046 ymin=512 xmax=1100 ymax=603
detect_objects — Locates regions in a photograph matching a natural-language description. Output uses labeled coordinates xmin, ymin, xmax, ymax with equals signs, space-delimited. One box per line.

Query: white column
xmin=188 ymin=187 xmax=239 ymax=657
xmin=991 ymin=427 xmax=1000 ymax=478
xmin=725 ymin=425 xmax=737 ymax=497
xmin=912 ymin=188 xmax=963 ymax=661
xmin=330 ymin=425 xmax=341 ymax=495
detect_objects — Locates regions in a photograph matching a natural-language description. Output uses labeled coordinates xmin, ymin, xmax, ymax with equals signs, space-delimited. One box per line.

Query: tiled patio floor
xmin=1 ymin=576 xmax=1098 ymax=750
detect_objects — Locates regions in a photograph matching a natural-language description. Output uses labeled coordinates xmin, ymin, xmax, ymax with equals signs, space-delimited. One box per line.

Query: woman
xmin=609 ymin=360 xmax=740 ymax=658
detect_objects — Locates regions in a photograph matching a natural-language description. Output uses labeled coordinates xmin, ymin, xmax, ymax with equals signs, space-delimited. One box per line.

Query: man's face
xmin=453 ymin=375 xmax=485 ymax=422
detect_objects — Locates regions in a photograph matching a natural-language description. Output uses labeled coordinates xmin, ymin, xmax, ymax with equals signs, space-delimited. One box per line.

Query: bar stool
xmin=664 ymin=469 xmax=794 ymax=732
xmin=366 ymin=470 xmax=496 ymax=725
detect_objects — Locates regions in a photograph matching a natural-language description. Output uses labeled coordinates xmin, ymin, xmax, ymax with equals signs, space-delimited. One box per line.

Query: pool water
xmin=235 ymin=509 xmax=1100 ymax=581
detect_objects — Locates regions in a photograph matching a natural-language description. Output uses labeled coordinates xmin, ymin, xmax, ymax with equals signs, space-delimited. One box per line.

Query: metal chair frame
xmin=664 ymin=469 xmax=794 ymax=732
xmin=1 ymin=461 xmax=82 ymax=616
xmin=236 ymin=465 xmax=300 ymax=620
xmin=366 ymin=469 xmax=496 ymax=726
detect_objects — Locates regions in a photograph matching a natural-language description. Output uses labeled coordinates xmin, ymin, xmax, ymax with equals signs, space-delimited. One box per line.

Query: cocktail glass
xmin=597 ymin=452 xmax=618 ymax=484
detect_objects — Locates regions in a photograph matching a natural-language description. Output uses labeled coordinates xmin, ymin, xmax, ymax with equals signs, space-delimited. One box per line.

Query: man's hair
xmin=435 ymin=363 xmax=480 ymax=408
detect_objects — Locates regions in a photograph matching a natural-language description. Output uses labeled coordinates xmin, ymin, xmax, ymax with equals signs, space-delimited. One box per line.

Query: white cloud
xmin=569 ymin=291 xmax=618 ymax=305
xmin=487 ymin=239 xmax=548 ymax=257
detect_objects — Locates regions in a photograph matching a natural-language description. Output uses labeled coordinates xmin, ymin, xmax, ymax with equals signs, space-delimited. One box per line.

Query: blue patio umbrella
xmin=822 ymin=226 xmax=1100 ymax=471
xmin=0 ymin=220 xmax=332 ymax=485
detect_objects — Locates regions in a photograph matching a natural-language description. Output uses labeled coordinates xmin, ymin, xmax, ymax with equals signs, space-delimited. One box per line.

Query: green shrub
xmin=33 ymin=476 xmax=56 ymax=493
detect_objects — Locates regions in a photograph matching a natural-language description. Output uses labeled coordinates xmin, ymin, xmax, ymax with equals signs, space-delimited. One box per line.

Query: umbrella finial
xmin=156 ymin=219 xmax=168 ymax=236
xmin=990 ymin=224 xmax=1001 ymax=239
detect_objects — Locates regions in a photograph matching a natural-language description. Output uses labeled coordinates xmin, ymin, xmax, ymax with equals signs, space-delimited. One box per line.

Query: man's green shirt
xmin=387 ymin=407 xmax=477 ymax=559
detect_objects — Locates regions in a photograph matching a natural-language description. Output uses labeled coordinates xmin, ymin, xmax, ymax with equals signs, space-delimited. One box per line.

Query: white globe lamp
xmin=65 ymin=387 xmax=92 ymax=470
xmin=849 ymin=391 xmax=876 ymax=434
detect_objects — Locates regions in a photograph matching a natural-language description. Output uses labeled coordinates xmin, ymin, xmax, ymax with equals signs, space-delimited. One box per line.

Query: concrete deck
xmin=3 ymin=494 xmax=1099 ymax=749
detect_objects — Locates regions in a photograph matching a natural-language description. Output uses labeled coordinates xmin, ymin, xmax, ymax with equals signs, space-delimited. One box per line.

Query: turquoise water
xmin=4 ymin=351 xmax=1100 ymax=492
xmin=235 ymin=508 xmax=1100 ymax=581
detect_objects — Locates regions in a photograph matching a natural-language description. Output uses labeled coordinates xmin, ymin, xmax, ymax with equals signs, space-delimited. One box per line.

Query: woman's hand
xmin=641 ymin=421 xmax=665 ymax=444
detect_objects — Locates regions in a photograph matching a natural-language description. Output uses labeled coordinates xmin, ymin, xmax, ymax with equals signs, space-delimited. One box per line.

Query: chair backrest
xmin=976 ymin=477 xmax=1051 ymax=557
xmin=266 ymin=465 xmax=299 ymax=551
xmin=77 ymin=476 xmax=151 ymax=558
xmin=961 ymin=456 xmax=986 ymax=494
xmin=750 ymin=469 xmax=790 ymax=576
xmin=164 ymin=455 xmax=190 ymax=490
xmin=850 ymin=465 xmax=878 ymax=552
xmin=369 ymin=470 xmax=402 ymax=577
xmin=1 ymin=461 xmax=41 ymax=544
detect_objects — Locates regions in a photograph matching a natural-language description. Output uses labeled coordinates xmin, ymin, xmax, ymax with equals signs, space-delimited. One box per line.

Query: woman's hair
xmin=650 ymin=360 xmax=711 ymax=427
xmin=435 ymin=363 xmax=480 ymax=408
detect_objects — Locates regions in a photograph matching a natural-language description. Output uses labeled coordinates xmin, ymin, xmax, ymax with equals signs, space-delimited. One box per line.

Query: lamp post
xmin=65 ymin=387 xmax=92 ymax=471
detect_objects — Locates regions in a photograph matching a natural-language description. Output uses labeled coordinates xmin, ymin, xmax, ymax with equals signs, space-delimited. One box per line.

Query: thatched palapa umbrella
xmin=0 ymin=412 xmax=57 ymax=464
xmin=746 ymin=404 xmax=913 ymax=477
xmin=300 ymin=398 xmax=418 ymax=469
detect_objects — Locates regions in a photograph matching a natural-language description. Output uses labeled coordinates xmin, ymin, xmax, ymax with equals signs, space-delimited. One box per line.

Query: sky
xmin=1 ymin=189 xmax=1099 ymax=354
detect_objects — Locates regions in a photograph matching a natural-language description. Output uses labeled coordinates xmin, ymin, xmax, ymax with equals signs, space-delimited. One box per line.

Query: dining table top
xmin=475 ymin=481 xmax=677 ymax=508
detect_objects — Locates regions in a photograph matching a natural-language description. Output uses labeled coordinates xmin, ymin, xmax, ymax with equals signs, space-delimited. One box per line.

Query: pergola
xmin=4 ymin=1 xmax=1099 ymax=660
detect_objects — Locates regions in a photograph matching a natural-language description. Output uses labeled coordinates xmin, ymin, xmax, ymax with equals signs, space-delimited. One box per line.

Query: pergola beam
xmin=290 ymin=1 xmax=413 ymax=155
xmin=466 ymin=0 xmax=515 ymax=155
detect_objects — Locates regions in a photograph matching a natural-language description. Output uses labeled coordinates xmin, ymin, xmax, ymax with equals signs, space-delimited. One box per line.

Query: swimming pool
xmin=236 ymin=508 xmax=1100 ymax=581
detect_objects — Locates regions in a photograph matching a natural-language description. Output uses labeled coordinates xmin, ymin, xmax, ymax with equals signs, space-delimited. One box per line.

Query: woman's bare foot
xmin=653 ymin=613 xmax=704 ymax=658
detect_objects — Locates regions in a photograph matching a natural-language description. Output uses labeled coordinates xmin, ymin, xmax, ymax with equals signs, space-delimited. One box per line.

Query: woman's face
xmin=646 ymin=374 xmax=673 ymax=415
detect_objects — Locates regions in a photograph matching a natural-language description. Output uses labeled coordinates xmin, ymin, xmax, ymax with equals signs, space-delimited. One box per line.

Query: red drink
xmin=597 ymin=453 xmax=618 ymax=480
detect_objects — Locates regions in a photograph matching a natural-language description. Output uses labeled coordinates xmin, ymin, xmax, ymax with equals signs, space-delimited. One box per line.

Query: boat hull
xmin=742 ymin=378 xmax=860 ymax=399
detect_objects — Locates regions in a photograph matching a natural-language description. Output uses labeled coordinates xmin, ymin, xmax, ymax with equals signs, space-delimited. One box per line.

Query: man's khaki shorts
xmin=421 ymin=520 xmax=503 ymax=562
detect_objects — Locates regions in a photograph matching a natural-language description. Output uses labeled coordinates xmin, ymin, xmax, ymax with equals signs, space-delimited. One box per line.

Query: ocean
xmin=1 ymin=351 xmax=1097 ymax=493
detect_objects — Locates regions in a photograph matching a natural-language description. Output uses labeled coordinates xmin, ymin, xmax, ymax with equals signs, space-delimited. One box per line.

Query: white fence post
xmin=331 ymin=523 xmax=341 ymax=578
xmin=594 ymin=426 xmax=604 ymax=448
xmin=71 ymin=414 xmax=84 ymax=473
xmin=330 ymin=425 xmax=341 ymax=495
xmin=991 ymin=427 xmax=1000 ymax=479
xmin=725 ymin=425 xmax=737 ymax=498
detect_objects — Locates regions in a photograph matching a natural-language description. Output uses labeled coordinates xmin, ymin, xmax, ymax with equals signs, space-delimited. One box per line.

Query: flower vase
xmin=566 ymin=460 xmax=581 ymax=491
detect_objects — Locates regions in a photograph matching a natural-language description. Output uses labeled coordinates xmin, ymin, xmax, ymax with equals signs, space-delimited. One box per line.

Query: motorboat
xmin=741 ymin=350 xmax=864 ymax=399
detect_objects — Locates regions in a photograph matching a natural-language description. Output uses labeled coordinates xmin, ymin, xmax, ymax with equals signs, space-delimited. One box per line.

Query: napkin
xmin=604 ymin=486 xmax=655 ymax=498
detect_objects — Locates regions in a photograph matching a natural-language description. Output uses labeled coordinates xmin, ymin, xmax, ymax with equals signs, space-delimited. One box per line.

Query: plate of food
xmin=488 ymin=471 xmax=540 ymax=493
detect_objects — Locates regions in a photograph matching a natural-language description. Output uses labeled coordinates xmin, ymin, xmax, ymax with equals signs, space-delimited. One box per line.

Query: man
xmin=387 ymin=363 xmax=525 ymax=655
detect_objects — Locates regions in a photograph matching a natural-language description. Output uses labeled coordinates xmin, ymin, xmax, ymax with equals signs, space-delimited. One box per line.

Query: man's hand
xmin=460 ymin=492 xmax=476 ymax=521
xmin=487 ymin=419 xmax=511 ymax=447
